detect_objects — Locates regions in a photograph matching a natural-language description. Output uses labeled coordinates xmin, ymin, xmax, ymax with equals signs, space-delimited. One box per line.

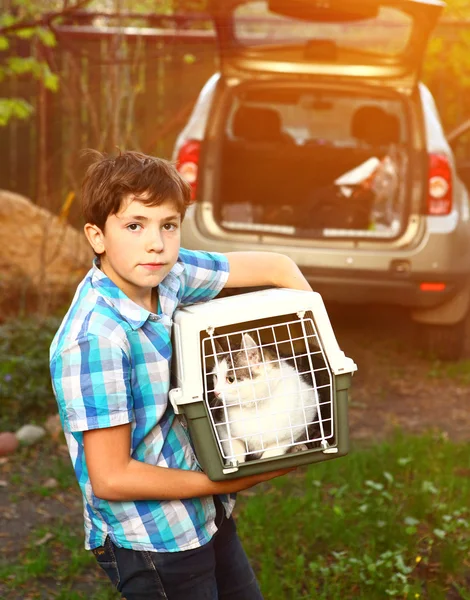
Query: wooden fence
xmin=0 ymin=22 xmax=217 ymax=224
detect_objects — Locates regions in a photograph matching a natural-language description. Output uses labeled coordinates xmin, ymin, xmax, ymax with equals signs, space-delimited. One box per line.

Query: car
xmin=173 ymin=0 xmax=470 ymax=361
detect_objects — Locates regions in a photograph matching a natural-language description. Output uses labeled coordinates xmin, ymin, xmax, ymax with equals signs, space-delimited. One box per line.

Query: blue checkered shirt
xmin=50 ymin=248 xmax=235 ymax=552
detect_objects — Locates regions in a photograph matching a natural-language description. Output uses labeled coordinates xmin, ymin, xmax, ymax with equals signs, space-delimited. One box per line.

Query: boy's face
xmin=84 ymin=195 xmax=181 ymax=309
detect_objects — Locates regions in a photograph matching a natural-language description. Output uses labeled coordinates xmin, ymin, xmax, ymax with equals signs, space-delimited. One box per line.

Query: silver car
xmin=173 ymin=0 xmax=470 ymax=360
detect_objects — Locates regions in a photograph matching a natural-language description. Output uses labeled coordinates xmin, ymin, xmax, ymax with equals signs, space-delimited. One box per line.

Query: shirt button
xmin=149 ymin=315 xmax=158 ymax=322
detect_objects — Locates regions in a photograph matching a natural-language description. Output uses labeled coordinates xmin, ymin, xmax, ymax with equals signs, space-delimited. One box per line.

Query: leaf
xmin=0 ymin=14 xmax=16 ymax=28
xmin=333 ymin=505 xmax=344 ymax=517
xmin=16 ymin=28 xmax=36 ymax=39
xmin=0 ymin=98 xmax=34 ymax=126
xmin=37 ymin=27 xmax=56 ymax=48
xmin=376 ymin=520 xmax=386 ymax=528
xmin=433 ymin=528 xmax=446 ymax=540
xmin=7 ymin=56 xmax=37 ymax=76
xmin=43 ymin=69 xmax=59 ymax=92
xmin=395 ymin=554 xmax=413 ymax=574
xmin=422 ymin=481 xmax=439 ymax=495
xmin=0 ymin=36 xmax=9 ymax=51
xmin=365 ymin=480 xmax=384 ymax=491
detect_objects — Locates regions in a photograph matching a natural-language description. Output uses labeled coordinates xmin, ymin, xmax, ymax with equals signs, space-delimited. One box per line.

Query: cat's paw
xmin=222 ymin=438 xmax=247 ymax=464
xmin=260 ymin=447 xmax=286 ymax=460
xmin=289 ymin=443 xmax=309 ymax=454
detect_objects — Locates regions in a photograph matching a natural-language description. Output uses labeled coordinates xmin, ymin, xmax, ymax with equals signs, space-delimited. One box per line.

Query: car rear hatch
xmin=193 ymin=0 xmax=444 ymax=244
xmin=210 ymin=0 xmax=444 ymax=89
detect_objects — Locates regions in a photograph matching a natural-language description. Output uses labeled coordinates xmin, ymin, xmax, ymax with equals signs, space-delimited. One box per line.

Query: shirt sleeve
xmin=50 ymin=334 xmax=133 ymax=433
xmin=177 ymin=248 xmax=230 ymax=306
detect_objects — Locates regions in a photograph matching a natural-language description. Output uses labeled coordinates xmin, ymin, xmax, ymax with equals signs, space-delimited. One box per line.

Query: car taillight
xmin=427 ymin=153 xmax=452 ymax=216
xmin=176 ymin=140 xmax=201 ymax=202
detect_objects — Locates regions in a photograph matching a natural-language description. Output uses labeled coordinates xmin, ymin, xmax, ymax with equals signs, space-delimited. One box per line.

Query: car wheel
xmin=415 ymin=317 xmax=467 ymax=361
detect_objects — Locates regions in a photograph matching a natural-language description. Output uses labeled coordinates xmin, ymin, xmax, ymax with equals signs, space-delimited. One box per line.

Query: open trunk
xmin=215 ymin=85 xmax=410 ymax=240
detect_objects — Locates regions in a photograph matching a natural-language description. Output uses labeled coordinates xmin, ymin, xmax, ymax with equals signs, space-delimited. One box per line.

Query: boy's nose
xmin=146 ymin=232 xmax=164 ymax=252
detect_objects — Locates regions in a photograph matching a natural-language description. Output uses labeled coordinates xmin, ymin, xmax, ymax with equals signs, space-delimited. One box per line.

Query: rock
xmin=42 ymin=478 xmax=58 ymax=489
xmin=0 ymin=189 xmax=92 ymax=312
xmin=15 ymin=424 xmax=46 ymax=446
xmin=44 ymin=414 xmax=63 ymax=439
xmin=35 ymin=532 xmax=54 ymax=546
xmin=0 ymin=432 xmax=19 ymax=456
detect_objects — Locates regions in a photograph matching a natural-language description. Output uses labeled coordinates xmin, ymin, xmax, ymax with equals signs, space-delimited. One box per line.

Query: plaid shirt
xmin=50 ymin=248 xmax=235 ymax=552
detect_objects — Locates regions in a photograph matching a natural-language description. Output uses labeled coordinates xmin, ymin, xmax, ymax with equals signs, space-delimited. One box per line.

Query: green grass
xmin=2 ymin=432 xmax=469 ymax=599
xmin=237 ymin=432 xmax=470 ymax=600
xmin=428 ymin=359 xmax=470 ymax=385
xmin=0 ymin=316 xmax=62 ymax=430
xmin=0 ymin=519 xmax=120 ymax=600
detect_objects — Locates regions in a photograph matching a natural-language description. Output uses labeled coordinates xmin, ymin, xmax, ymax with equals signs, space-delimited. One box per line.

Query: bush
xmin=0 ymin=316 xmax=62 ymax=431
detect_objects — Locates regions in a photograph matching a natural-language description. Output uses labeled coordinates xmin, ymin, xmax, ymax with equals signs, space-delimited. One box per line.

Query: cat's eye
xmin=226 ymin=376 xmax=235 ymax=384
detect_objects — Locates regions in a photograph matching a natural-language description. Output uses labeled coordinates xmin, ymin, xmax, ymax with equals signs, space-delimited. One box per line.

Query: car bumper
xmin=181 ymin=210 xmax=470 ymax=309
xmin=299 ymin=266 xmax=467 ymax=308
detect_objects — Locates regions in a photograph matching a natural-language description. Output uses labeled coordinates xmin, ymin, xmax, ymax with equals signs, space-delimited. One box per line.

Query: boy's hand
xmin=208 ymin=466 xmax=297 ymax=496
xmin=84 ymin=423 xmax=295 ymax=502
xmin=225 ymin=252 xmax=312 ymax=292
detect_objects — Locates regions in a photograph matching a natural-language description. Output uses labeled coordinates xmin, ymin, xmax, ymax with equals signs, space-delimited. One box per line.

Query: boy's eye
xmin=163 ymin=222 xmax=179 ymax=232
xmin=226 ymin=376 xmax=235 ymax=384
xmin=127 ymin=223 xmax=142 ymax=232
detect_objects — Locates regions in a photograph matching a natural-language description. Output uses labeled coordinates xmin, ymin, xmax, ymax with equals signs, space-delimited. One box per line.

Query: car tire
xmin=415 ymin=318 xmax=467 ymax=361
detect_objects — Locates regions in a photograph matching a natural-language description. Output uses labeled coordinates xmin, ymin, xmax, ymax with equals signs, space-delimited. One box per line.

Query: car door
xmin=209 ymin=0 xmax=444 ymax=90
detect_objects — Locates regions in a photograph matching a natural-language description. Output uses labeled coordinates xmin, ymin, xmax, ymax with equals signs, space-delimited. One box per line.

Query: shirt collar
xmin=90 ymin=258 xmax=184 ymax=330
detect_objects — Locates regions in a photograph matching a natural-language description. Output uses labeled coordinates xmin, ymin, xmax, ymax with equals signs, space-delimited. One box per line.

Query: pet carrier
xmin=169 ymin=288 xmax=357 ymax=481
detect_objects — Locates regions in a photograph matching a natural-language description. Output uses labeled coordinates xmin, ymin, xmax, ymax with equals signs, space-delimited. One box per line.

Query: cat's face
xmin=211 ymin=333 xmax=270 ymax=405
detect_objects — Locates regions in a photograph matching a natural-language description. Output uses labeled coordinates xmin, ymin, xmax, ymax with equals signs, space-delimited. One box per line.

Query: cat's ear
xmin=213 ymin=340 xmax=224 ymax=358
xmin=242 ymin=333 xmax=257 ymax=348
xmin=241 ymin=333 xmax=260 ymax=364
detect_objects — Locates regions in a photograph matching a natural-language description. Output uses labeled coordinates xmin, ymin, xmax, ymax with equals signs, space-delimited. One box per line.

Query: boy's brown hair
xmin=81 ymin=150 xmax=191 ymax=230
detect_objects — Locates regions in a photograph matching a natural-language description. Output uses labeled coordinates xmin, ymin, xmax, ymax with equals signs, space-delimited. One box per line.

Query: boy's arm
xmin=83 ymin=423 xmax=291 ymax=501
xmin=224 ymin=252 xmax=312 ymax=292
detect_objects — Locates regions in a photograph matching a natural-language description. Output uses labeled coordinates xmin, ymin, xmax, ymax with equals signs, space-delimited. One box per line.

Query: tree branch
xmin=0 ymin=0 xmax=95 ymax=37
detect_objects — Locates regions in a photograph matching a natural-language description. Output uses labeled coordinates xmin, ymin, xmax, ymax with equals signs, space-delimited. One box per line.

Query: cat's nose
xmin=213 ymin=390 xmax=221 ymax=398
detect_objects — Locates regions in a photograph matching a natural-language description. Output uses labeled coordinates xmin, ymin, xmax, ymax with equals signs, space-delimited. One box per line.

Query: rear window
xmin=234 ymin=0 xmax=413 ymax=57
xmin=229 ymin=90 xmax=406 ymax=147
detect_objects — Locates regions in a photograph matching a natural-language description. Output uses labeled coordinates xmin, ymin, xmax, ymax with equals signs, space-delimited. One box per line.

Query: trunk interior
xmin=215 ymin=86 xmax=410 ymax=240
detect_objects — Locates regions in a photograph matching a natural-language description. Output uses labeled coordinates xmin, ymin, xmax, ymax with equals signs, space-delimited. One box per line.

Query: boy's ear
xmin=84 ymin=223 xmax=105 ymax=255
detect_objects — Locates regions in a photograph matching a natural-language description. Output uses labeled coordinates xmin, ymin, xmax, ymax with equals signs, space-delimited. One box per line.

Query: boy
xmin=50 ymin=150 xmax=313 ymax=600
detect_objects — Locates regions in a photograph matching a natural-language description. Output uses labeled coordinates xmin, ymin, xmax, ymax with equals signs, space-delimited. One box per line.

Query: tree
xmin=0 ymin=0 xmax=95 ymax=126
xmin=424 ymin=0 xmax=470 ymax=129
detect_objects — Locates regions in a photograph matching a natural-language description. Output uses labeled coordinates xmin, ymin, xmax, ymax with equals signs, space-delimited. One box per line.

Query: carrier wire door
xmin=170 ymin=289 xmax=357 ymax=481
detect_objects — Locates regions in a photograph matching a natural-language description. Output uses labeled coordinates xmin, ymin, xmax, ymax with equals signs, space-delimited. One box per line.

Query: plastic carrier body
xmin=170 ymin=288 xmax=357 ymax=481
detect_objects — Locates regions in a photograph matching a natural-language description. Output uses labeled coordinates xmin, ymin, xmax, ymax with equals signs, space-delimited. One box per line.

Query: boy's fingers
xmin=271 ymin=466 xmax=297 ymax=476
xmin=257 ymin=466 xmax=297 ymax=481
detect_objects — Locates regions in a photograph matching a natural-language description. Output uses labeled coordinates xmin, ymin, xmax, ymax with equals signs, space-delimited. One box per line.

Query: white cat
xmin=210 ymin=333 xmax=318 ymax=463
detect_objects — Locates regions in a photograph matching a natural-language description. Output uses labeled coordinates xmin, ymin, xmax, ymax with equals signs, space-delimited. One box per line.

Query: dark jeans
xmin=92 ymin=500 xmax=263 ymax=600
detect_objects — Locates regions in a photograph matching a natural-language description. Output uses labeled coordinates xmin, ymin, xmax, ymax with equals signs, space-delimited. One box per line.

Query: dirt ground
xmin=1 ymin=303 xmax=469 ymax=599
xmin=331 ymin=303 xmax=470 ymax=443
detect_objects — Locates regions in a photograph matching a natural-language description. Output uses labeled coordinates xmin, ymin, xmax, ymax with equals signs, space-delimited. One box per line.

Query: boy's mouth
xmin=141 ymin=263 xmax=165 ymax=270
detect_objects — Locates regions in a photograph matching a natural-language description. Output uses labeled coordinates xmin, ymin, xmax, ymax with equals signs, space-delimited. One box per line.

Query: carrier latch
xmin=169 ymin=387 xmax=183 ymax=415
